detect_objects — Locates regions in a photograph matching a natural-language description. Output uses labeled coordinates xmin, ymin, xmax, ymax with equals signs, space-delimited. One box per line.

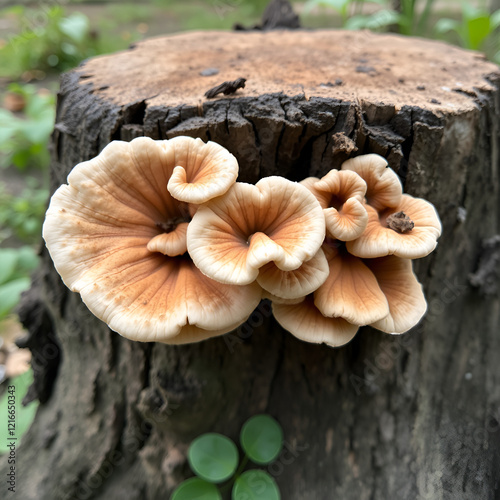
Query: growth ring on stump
xmin=11 ymin=30 xmax=500 ymax=499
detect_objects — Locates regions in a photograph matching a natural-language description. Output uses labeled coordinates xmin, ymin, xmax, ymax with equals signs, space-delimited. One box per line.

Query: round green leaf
xmin=0 ymin=249 xmax=18 ymax=285
xmin=240 ymin=415 xmax=283 ymax=465
xmin=188 ymin=433 xmax=239 ymax=483
xmin=0 ymin=277 xmax=30 ymax=319
xmin=232 ymin=470 xmax=280 ymax=500
xmin=171 ymin=477 xmax=222 ymax=500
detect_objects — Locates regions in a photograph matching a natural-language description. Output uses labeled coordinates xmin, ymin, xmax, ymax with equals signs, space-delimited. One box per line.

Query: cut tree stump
xmin=4 ymin=30 xmax=500 ymax=500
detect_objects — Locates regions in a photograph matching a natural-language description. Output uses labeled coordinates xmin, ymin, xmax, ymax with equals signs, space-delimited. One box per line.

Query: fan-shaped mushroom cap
xmin=165 ymin=136 xmax=239 ymax=204
xmin=257 ymin=247 xmax=329 ymax=299
xmin=301 ymin=170 xmax=368 ymax=241
xmin=147 ymin=222 xmax=189 ymax=256
xmin=272 ymin=295 xmax=359 ymax=347
xmin=366 ymin=256 xmax=427 ymax=333
xmin=187 ymin=177 xmax=326 ymax=285
xmin=346 ymin=195 xmax=442 ymax=259
xmin=341 ymin=154 xmax=402 ymax=211
xmin=43 ymin=138 xmax=261 ymax=343
xmin=314 ymin=243 xmax=390 ymax=325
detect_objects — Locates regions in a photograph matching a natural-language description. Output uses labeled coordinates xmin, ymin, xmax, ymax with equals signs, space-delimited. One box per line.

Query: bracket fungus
xmin=269 ymin=154 xmax=440 ymax=345
xmin=341 ymin=153 xmax=403 ymax=211
xmin=272 ymin=295 xmax=360 ymax=348
xmin=301 ymin=169 xmax=368 ymax=241
xmin=186 ymin=176 xmax=327 ymax=298
xmin=44 ymin=134 xmax=440 ymax=348
xmin=43 ymin=136 xmax=261 ymax=343
xmin=346 ymin=197 xmax=442 ymax=259
xmin=165 ymin=136 xmax=239 ymax=204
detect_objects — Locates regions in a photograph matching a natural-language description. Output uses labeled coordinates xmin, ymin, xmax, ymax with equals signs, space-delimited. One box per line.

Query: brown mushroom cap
xmin=272 ymin=295 xmax=359 ymax=347
xmin=314 ymin=242 xmax=390 ymax=325
xmin=365 ymin=256 xmax=427 ymax=333
xmin=301 ymin=170 xmax=368 ymax=241
xmin=346 ymin=195 xmax=442 ymax=259
xmin=165 ymin=136 xmax=239 ymax=204
xmin=341 ymin=154 xmax=403 ymax=211
xmin=187 ymin=177 xmax=326 ymax=285
xmin=43 ymin=138 xmax=261 ymax=343
xmin=257 ymin=247 xmax=329 ymax=299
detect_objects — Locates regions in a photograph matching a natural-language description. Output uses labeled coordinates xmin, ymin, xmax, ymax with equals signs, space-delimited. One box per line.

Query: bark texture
xmin=3 ymin=30 xmax=500 ymax=500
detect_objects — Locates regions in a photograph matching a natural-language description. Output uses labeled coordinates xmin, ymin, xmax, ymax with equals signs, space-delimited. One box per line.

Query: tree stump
xmin=5 ymin=30 xmax=500 ymax=499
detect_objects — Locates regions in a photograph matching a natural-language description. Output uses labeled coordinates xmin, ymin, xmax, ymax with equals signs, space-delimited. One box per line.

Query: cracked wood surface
xmin=3 ymin=30 xmax=500 ymax=500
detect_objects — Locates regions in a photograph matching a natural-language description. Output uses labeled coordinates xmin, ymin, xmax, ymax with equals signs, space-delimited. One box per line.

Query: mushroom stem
xmin=386 ymin=211 xmax=414 ymax=233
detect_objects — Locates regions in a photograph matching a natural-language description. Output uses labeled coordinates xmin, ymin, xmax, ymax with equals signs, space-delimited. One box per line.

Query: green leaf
xmin=171 ymin=477 xmax=222 ymax=500
xmin=240 ymin=415 xmax=283 ymax=465
xmin=188 ymin=433 xmax=239 ymax=483
xmin=58 ymin=13 xmax=89 ymax=44
xmin=0 ymin=277 xmax=30 ymax=319
xmin=0 ymin=249 xmax=19 ymax=285
xmin=15 ymin=246 xmax=40 ymax=274
xmin=232 ymin=470 xmax=280 ymax=500
xmin=0 ymin=369 xmax=39 ymax=454
xmin=466 ymin=15 xmax=491 ymax=50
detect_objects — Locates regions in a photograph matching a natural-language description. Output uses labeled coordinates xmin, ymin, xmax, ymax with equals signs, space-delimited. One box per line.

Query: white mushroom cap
xmin=301 ymin=170 xmax=368 ymax=241
xmin=346 ymin=195 xmax=442 ymax=259
xmin=165 ymin=136 xmax=239 ymax=204
xmin=187 ymin=177 xmax=326 ymax=285
xmin=147 ymin=222 xmax=189 ymax=256
xmin=272 ymin=295 xmax=359 ymax=347
xmin=314 ymin=242 xmax=390 ymax=326
xmin=257 ymin=247 xmax=329 ymax=300
xmin=341 ymin=154 xmax=403 ymax=211
xmin=43 ymin=138 xmax=261 ymax=343
xmin=366 ymin=256 xmax=427 ymax=334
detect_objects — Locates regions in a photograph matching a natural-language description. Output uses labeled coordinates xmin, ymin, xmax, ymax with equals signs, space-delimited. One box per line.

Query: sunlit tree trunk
xmin=2 ymin=30 xmax=500 ymax=500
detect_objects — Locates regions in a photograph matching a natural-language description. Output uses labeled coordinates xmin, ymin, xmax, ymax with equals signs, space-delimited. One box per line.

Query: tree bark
xmin=3 ymin=30 xmax=500 ymax=500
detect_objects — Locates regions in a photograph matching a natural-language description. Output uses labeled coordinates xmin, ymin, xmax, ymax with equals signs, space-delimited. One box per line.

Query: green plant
xmin=0 ymin=5 xmax=137 ymax=80
xmin=171 ymin=414 xmax=284 ymax=499
xmin=304 ymin=0 xmax=359 ymax=26
xmin=435 ymin=4 xmax=500 ymax=57
xmin=340 ymin=0 xmax=438 ymax=35
xmin=0 ymin=180 xmax=49 ymax=244
xmin=0 ymin=246 xmax=39 ymax=320
xmin=0 ymin=83 xmax=55 ymax=171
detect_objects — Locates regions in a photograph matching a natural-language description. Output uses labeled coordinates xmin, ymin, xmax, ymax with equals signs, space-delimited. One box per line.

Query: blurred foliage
xmin=435 ymin=4 xmax=500 ymax=62
xmin=0 ymin=5 xmax=138 ymax=79
xmin=0 ymin=83 xmax=55 ymax=171
xmin=0 ymin=246 xmax=39 ymax=320
xmin=304 ymin=0 xmax=500 ymax=63
xmin=0 ymin=83 xmax=51 ymax=322
xmin=0 ymin=179 xmax=49 ymax=245
xmin=304 ymin=0 xmax=436 ymax=34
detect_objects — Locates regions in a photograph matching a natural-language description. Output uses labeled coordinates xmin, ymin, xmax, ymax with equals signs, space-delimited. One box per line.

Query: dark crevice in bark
xmin=16 ymin=280 xmax=61 ymax=405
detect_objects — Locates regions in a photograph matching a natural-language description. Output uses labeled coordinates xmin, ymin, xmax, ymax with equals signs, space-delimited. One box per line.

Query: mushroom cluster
xmin=269 ymin=154 xmax=443 ymax=346
xmin=43 ymin=137 xmax=441 ymax=347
